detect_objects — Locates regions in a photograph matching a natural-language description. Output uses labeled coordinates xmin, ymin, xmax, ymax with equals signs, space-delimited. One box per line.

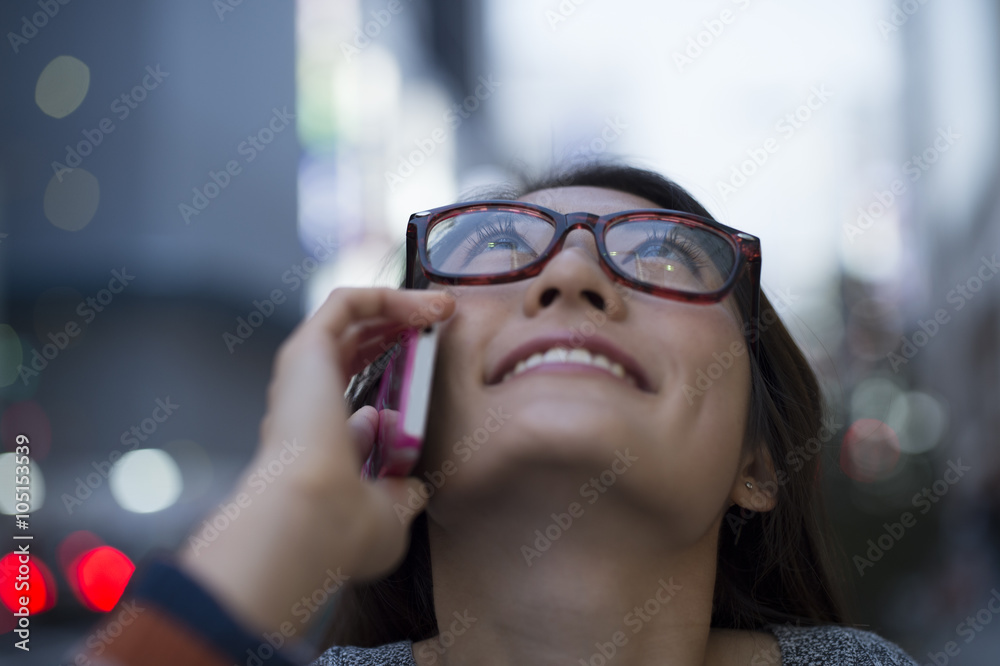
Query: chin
xmin=488 ymin=407 xmax=642 ymax=467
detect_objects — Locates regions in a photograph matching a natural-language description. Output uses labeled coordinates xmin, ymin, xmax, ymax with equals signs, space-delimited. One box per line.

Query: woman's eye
xmin=457 ymin=218 xmax=541 ymax=271
xmin=608 ymin=226 xmax=725 ymax=290
xmin=467 ymin=231 xmax=531 ymax=257
xmin=476 ymin=236 xmax=525 ymax=252
xmin=637 ymin=241 xmax=684 ymax=259
xmin=429 ymin=212 xmax=556 ymax=273
xmin=628 ymin=236 xmax=701 ymax=271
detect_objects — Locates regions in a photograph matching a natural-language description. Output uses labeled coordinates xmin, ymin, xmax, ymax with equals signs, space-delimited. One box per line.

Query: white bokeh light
xmin=35 ymin=55 xmax=90 ymax=118
xmin=0 ymin=453 xmax=46 ymax=514
xmin=43 ymin=167 xmax=101 ymax=231
xmin=109 ymin=448 xmax=183 ymax=513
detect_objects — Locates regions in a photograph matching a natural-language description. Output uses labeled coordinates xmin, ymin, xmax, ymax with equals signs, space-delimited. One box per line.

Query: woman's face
xmin=419 ymin=185 xmax=754 ymax=543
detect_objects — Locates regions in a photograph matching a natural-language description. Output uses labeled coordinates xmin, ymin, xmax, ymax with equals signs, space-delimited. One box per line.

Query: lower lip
xmin=499 ymin=362 xmax=635 ymax=387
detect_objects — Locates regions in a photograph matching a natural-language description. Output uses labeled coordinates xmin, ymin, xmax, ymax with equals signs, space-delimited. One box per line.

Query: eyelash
xmin=631 ymin=228 xmax=707 ymax=271
xmin=459 ymin=219 xmax=708 ymax=274
xmin=461 ymin=217 xmax=530 ymax=258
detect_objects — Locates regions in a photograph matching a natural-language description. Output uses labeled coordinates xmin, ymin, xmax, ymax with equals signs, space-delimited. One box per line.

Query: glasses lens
xmin=604 ymin=217 xmax=736 ymax=293
xmin=427 ymin=208 xmax=556 ymax=275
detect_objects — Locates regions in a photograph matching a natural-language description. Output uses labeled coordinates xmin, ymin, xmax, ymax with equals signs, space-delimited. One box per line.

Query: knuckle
xmin=326 ymin=287 xmax=347 ymax=303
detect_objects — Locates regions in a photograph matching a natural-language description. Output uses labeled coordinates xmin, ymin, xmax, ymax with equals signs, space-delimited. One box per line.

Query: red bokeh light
xmin=58 ymin=531 xmax=105 ymax=574
xmin=840 ymin=418 xmax=901 ymax=483
xmin=0 ymin=552 xmax=56 ymax=615
xmin=58 ymin=531 xmax=105 ymax=605
xmin=74 ymin=546 xmax=135 ymax=612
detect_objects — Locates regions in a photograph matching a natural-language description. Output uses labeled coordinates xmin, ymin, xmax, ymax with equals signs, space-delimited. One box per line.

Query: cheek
xmin=652 ymin=362 xmax=749 ymax=475
xmin=623 ymin=308 xmax=751 ymax=534
xmin=419 ymin=289 xmax=504 ymax=470
xmin=623 ymin=380 xmax=748 ymax=542
xmin=674 ymin=306 xmax=750 ymax=454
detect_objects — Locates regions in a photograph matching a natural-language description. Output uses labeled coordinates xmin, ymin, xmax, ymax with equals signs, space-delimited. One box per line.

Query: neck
xmin=415 ymin=465 xmax=725 ymax=666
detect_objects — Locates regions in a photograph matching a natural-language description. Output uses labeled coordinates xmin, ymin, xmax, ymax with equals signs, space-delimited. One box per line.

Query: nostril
xmin=583 ymin=290 xmax=605 ymax=310
xmin=537 ymin=287 xmax=606 ymax=310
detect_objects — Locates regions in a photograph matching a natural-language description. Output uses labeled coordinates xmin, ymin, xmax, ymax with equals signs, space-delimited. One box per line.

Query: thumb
xmin=346 ymin=405 xmax=379 ymax=462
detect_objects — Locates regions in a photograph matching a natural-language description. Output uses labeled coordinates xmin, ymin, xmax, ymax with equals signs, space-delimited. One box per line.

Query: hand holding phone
xmin=178 ymin=288 xmax=453 ymax=642
xmin=361 ymin=324 xmax=440 ymax=479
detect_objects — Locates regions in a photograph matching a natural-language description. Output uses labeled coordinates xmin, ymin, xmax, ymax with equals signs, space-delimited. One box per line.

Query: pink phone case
xmin=361 ymin=325 xmax=439 ymax=479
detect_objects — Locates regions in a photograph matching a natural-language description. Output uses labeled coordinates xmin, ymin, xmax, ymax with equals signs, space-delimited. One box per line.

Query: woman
xmin=72 ymin=164 xmax=919 ymax=665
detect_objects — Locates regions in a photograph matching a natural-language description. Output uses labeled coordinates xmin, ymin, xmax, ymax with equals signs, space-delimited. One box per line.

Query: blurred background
xmin=1 ymin=0 xmax=998 ymax=663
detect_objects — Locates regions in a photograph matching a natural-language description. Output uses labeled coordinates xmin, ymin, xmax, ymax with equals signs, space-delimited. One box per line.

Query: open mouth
xmin=500 ymin=347 xmax=638 ymax=388
xmin=489 ymin=335 xmax=653 ymax=393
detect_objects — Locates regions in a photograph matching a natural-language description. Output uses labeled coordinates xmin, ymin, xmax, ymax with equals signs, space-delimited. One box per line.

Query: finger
xmin=340 ymin=320 xmax=411 ymax=377
xmin=262 ymin=289 xmax=453 ymax=478
xmin=322 ymin=290 xmax=453 ymax=382
xmin=346 ymin=405 xmax=379 ymax=463
xmin=316 ymin=287 xmax=455 ymax=344
xmin=339 ymin=316 xmax=403 ymax=346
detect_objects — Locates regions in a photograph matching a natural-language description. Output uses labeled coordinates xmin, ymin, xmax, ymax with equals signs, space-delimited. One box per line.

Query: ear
xmin=729 ymin=440 xmax=778 ymax=513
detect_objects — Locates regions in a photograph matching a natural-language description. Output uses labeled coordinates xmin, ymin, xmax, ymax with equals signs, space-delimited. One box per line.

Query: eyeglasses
xmin=404 ymin=200 xmax=762 ymax=354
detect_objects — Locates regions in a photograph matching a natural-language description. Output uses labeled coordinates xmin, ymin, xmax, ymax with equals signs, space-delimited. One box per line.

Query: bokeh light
xmin=57 ymin=531 xmax=105 ymax=576
xmin=74 ymin=546 xmax=135 ymax=612
xmin=35 ymin=55 xmax=90 ymax=118
xmin=109 ymin=448 xmax=183 ymax=513
xmin=850 ymin=377 xmax=908 ymax=430
xmin=58 ymin=531 xmax=104 ymax=608
xmin=0 ymin=552 xmax=56 ymax=615
xmin=898 ymin=391 xmax=948 ymax=454
xmin=840 ymin=418 xmax=901 ymax=483
xmin=43 ymin=167 xmax=101 ymax=231
xmin=0 ymin=453 xmax=46 ymax=514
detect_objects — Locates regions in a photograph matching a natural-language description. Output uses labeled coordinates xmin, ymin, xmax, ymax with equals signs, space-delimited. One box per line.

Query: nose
xmin=522 ymin=228 xmax=628 ymax=320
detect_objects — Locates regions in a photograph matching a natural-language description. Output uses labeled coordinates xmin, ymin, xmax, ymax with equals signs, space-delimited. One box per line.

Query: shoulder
xmin=767 ymin=624 xmax=919 ymax=665
xmin=309 ymin=639 xmax=416 ymax=666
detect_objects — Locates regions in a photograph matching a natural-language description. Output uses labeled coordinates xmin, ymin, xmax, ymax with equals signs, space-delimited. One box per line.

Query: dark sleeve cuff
xmin=129 ymin=551 xmax=312 ymax=666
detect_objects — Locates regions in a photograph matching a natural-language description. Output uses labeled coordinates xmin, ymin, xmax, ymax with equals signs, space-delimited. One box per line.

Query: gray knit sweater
xmin=309 ymin=624 xmax=919 ymax=665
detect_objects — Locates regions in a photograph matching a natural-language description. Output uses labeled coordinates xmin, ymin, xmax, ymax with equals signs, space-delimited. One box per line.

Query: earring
xmin=745 ymin=481 xmax=753 ymax=489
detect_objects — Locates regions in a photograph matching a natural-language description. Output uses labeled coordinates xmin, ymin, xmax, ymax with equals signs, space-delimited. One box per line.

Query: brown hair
xmin=321 ymin=161 xmax=849 ymax=649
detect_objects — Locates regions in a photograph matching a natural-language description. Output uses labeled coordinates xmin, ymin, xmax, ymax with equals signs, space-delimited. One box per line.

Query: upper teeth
xmin=501 ymin=347 xmax=635 ymax=386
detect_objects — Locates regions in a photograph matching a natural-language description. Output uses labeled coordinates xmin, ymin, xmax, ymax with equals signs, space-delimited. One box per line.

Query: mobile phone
xmin=361 ymin=324 xmax=440 ymax=479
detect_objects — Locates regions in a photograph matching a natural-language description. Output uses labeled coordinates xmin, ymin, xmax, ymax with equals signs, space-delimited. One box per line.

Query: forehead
xmin=517 ymin=186 xmax=661 ymax=215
